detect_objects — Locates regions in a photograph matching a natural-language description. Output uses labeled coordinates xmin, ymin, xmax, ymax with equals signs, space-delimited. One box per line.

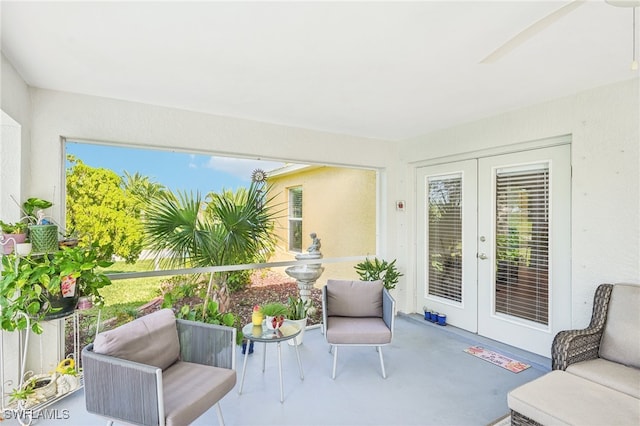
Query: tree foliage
xmin=143 ymin=183 xmax=279 ymax=312
xmin=66 ymin=155 xmax=144 ymax=263
xmin=121 ymin=171 xmax=168 ymax=213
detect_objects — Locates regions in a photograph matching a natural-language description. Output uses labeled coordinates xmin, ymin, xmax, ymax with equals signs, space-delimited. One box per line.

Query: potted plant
xmin=354 ymin=257 xmax=403 ymax=290
xmin=54 ymin=243 xmax=114 ymax=308
xmin=0 ymin=243 xmax=113 ymax=334
xmin=0 ymin=220 xmax=28 ymax=254
xmin=22 ymin=197 xmax=58 ymax=253
xmin=260 ymin=302 xmax=287 ymax=330
xmin=286 ymin=296 xmax=311 ymax=346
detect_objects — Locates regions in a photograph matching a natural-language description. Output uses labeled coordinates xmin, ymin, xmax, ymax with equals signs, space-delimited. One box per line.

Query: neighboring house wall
xmin=267 ymin=166 xmax=377 ymax=286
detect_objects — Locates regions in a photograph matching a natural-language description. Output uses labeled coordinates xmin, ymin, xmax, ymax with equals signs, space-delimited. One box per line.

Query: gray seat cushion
xmin=326 ymin=279 xmax=383 ymax=318
xmin=508 ymin=370 xmax=640 ymax=426
xmin=163 ymin=361 xmax=237 ymax=426
xmin=599 ymin=284 xmax=640 ymax=369
xmin=566 ymin=358 xmax=640 ymax=398
xmin=93 ymin=308 xmax=180 ymax=370
xmin=325 ymin=316 xmax=391 ymax=345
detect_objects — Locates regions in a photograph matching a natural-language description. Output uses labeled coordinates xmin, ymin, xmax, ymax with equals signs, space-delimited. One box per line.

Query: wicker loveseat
xmin=508 ymin=283 xmax=640 ymax=425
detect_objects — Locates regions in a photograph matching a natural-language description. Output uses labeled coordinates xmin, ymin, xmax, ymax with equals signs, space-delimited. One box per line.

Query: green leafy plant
xmin=287 ymin=296 xmax=311 ymax=320
xmin=53 ymin=243 xmax=114 ymax=306
xmin=8 ymin=380 xmax=36 ymax=403
xmin=22 ymin=197 xmax=53 ymax=219
xmin=144 ymin=182 xmax=280 ymax=312
xmin=0 ymin=243 xmax=113 ymax=334
xmin=172 ymin=300 xmax=243 ymax=345
xmin=1 ymin=253 xmax=65 ymax=334
xmin=0 ymin=220 xmax=28 ymax=234
xmin=354 ymin=257 xmax=403 ymax=290
xmin=260 ymin=302 xmax=288 ymax=317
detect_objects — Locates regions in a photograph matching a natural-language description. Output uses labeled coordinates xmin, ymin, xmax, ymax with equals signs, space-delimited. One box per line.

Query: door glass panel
xmin=427 ymin=174 xmax=462 ymax=302
xmin=494 ymin=165 xmax=549 ymax=324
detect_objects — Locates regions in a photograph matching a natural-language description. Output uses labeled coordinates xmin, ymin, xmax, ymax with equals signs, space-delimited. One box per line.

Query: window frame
xmin=288 ymin=186 xmax=303 ymax=253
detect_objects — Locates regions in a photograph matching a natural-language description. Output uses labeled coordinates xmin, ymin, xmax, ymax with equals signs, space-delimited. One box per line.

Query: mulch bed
xmin=68 ymin=271 xmax=323 ymax=358
xmin=229 ymin=281 xmax=323 ymax=327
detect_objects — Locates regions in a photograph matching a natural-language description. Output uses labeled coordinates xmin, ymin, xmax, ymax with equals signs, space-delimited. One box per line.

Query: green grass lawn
xmin=85 ymin=259 xmax=169 ymax=321
xmin=70 ymin=260 xmax=172 ymax=352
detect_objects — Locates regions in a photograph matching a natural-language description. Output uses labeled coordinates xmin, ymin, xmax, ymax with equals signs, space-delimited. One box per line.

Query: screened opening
xmin=427 ymin=173 xmax=462 ymax=303
xmin=494 ymin=165 xmax=549 ymax=325
xmin=63 ymin=140 xmax=378 ymax=280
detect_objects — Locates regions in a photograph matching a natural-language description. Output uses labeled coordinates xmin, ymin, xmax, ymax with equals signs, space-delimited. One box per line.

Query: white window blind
xmin=289 ymin=187 xmax=303 ymax=252
xmin=427 ymin=174 xmax=462 ymax=303
xmin=494 ymin=165 xmax=549 ymax=325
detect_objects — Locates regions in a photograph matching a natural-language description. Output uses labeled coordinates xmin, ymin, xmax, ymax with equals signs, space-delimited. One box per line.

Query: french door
xmin=417 ymin=145 xmax=571 ymax=356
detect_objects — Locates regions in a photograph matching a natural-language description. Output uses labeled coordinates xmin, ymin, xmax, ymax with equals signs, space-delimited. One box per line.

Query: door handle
xmin=477 ymin=253 xmax=488 ymax=260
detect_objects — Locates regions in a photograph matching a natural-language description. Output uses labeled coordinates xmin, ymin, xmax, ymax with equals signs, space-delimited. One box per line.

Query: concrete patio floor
xmin=26 ymin=314 xmax=549 ymax=426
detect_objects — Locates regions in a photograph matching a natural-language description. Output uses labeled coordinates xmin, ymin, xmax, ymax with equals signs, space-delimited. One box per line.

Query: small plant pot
xmin=42 ymin=288 xmax=78 ymax=320
xmin=437 ymin=313 xmax=447 ymax=326
xmin=29 ymin=224 xmax=59 ymax=253
xmin=15 ymin=242 xmax=32 ymax=256
xmin=76 ymin=296 xmax=93 ymax=310
xmin=2 ymin=233 xmax=27 ymax=254
xmin=265 ymin=315 xmax=284 ymax=330
xmin=287 ymin=317 xmax=307 ymax=346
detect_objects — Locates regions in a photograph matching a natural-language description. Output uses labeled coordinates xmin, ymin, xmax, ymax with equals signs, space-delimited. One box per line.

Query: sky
xmin=65 ymin=141 xmax=286 ymax=194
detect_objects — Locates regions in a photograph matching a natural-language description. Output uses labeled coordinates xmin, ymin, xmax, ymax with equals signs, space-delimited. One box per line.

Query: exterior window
xmin=494 ymin=165 xmax=549 ymax=325
xmin=289 ymin=187 xmax=303 ymax=252
xmin=427 ymin=173 xmax=462 ymax=302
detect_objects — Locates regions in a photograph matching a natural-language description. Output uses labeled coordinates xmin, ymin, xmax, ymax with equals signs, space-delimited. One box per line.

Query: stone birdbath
xmin=285 ymin=233 xmax=325 ymax=302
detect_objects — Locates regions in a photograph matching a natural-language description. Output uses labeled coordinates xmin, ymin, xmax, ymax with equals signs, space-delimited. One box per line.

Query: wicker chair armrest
xmin=551 ymin=327 xmax=604 ymax=370
xmin=382 ymin=288 xmax=395 ymax=333
xmin=551 ymin=283 xmax=614 ymax=370
xmin=82 ymin=344 xmax=163 ymax=426
xmin=176 ymin=319 xmax=236 ymax=370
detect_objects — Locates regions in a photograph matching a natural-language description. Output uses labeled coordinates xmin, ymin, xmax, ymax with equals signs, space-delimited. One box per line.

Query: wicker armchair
xmin=82 ymin=309 xmax=237 ymax=426
xmin=551 ymin=283 xmax=613 ymax=371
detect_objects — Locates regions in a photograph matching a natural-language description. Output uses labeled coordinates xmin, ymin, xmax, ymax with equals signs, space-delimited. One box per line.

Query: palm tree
xmin=122 ymin=171 xmax=168 ymax=208
xmin=143 ymin=182 xmax=278 ymax=313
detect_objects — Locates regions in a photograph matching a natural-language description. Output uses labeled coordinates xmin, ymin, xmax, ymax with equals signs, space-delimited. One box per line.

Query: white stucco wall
xmin=399 ymin=78 xmax=640 ymax=328
xmin=0 ymin=52 xmax=33 ymax=400
xmin=26 ymin=89 xmax=397 ymax=222
xmin=1 ymin=52 xmax=32 ymax=219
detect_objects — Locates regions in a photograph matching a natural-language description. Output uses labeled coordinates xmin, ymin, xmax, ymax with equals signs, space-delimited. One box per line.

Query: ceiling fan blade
xmin=605 ymin=1 xmax=640 ymax=7
xmin=480 ymin=0 xmax=587 ymax=64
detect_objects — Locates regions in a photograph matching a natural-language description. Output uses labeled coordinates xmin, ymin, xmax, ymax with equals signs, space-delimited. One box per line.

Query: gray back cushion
xmin=326 ymin=279 xmax=383 ymax=317
xmin=93 ymin=308 xmax=180 ymax=370
xmin=599 ymin=284 xmax=640 ymax=368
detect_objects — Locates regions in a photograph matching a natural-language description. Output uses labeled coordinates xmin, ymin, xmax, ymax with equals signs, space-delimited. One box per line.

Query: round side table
xmin=238 ymin=320 xmax=304 ymax=403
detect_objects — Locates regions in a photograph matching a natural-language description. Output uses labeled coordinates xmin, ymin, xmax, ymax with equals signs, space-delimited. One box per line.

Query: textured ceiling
xmin=1 ymin=1 xmax=638 ymax=141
